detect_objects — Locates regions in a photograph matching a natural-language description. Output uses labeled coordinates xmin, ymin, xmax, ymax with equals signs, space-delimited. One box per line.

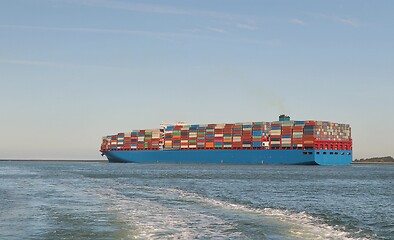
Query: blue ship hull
xmin=102 ymin=149 xmax=352 ymax=166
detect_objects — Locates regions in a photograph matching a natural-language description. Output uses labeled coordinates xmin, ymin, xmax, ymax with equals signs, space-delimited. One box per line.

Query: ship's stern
xmin=313 ymin=150 xmax=352 ymax=166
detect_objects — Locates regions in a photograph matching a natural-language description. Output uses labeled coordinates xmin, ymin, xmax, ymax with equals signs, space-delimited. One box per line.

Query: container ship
xmin=100 ymin=115 xmax=352 ymax=165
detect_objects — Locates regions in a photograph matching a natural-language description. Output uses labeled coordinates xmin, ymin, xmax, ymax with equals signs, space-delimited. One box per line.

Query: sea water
xmin=0 ymin=161 xmax=392 ymax=239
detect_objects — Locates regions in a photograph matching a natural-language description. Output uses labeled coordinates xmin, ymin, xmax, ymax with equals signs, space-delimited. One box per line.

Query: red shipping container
xmin=293 ymin=126 xmax=304 ymax=131
xmin=305 ymin=121 xmax=317 ymax=126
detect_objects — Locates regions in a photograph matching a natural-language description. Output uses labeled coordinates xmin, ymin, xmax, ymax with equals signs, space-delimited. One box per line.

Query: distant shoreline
xmin=352 ymin=162 xmax=394 ymax=164
xmin=353 ymin=156 xmax=394 ymax=164
xmin=0 ymin=159 xmax=108 ymax=162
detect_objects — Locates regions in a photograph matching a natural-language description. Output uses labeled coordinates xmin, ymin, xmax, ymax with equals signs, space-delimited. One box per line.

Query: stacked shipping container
xmin=101 ymin=129 xmax=162 ymax=152
xmin=269 ymin=122 xmax=281 ymax=149
xmin=292 ymin=121 xmax=305 ymax=148
xmin=223 ymin=124 xmax=233 ymax=149
xmin=232 ymin=123 xmax=242 ymax=148
xmin=101 ymin=116 xmax=352 ymax=152
xmin=314 ymin=121 xmax=352 ymax=150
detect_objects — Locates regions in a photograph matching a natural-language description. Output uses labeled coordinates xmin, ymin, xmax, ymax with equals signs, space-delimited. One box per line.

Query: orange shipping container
xmin=205 ymin=142 xmax=214 ymax=148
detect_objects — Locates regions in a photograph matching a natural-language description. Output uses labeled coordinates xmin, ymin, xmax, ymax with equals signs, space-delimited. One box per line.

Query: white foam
xmin=90 ymin=181 xmax=370 ymax=240
xmin=261 ymin=208 xmax=358 ymax=240
xmin=146 ymin=187 xmax=368 ymax=240
xmin=92 ymin=183 xmax=243 ymax=239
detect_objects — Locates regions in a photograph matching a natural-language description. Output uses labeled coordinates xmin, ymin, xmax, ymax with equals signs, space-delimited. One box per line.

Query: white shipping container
xmin=270 ymin=130 xmax=281 ymax=134
xmin=125 ymin=132 xmax=132 ymax=137
xmin=293 ymin=132 xmax=305 ymax=136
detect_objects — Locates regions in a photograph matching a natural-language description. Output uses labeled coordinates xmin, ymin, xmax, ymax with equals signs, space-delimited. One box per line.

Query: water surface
xmin=0 ymin=162 xmax=392 ymax=239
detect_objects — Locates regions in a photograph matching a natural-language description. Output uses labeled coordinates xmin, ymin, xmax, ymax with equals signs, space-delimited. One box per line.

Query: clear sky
xmin=1 ymin=0 xmax=393 ymax=160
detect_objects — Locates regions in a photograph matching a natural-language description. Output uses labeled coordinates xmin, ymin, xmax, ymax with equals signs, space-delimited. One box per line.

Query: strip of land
xmin=352 ymin=162 xmax=394 ymax=164
xmin=352 ymin=156 xmax=394 ymax=164
xmin=0 ymin=159 xmax=107 ymax=162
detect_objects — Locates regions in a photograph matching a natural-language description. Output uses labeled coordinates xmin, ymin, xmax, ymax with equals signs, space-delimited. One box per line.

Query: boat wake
xmin=92 ymin=182 xmax=368 ymax=240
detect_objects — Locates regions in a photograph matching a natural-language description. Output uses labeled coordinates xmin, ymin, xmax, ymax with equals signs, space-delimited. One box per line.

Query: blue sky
xmin=1 ymin=0 xmax=393 ymax=159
